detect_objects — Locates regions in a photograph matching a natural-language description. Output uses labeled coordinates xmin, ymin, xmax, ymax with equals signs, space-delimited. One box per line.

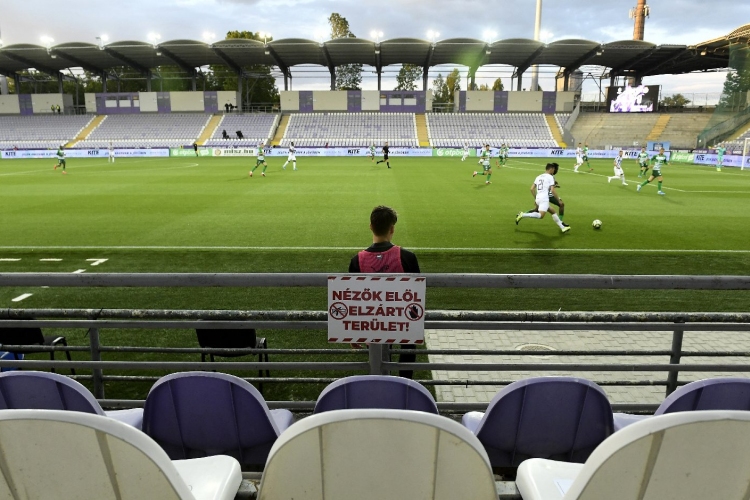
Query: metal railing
xmin=1 ymin=273 xmax=750 ymax=414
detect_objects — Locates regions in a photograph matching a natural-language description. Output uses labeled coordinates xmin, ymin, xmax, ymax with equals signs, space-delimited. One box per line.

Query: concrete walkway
xmin=425 ymin=329 xmax=750 ymax=405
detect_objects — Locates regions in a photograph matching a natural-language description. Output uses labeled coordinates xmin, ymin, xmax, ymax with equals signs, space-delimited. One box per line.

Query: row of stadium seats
xmin=280 ymin=112 xmax=418 ymax=147
xmin=76 ymin=114 xmax=211 ymax=148
xmin=4 ymin=404 xmax=748 ymax=500
xmin=6 ymin=369 xmax=750 ymax=470
xmin=0 ymin=115 xmax=92 ymax=142
xmin=725 ymin=125 xmax=750 ymax=151
xmin=427 ymin=113 xmax=559 ymax=148
xmin=205 ymin=113 xmax=278 ymax=147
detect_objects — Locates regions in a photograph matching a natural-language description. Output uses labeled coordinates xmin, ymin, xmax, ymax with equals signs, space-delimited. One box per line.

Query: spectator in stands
xmin=193 ymin=142 xmax=199 ymax=157
xmin=349 ymin=206 xmax=419 ymax=378
xmin=50 ymin=105 xmax=55 ymax=114
xmin=222 ymin=129 xmax=229 ymax=139
xmin=56 ymin=105 xmax=61 ymax=115
xmin=225 ymin=103 xmax=230 ymax=113
xmin=236 ymin=131 xmax=244 ymax=139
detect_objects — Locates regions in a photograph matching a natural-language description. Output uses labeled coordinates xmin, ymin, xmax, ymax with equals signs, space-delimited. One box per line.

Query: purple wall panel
xmin=347 ymin=90 xmax=362 ymax=112
xmin=203 ymin=91 xmax=218 ymax=113
xmin=542 ymin=91 xmax=557 ymax=113
xmin=299 ymin=91 xmax=314 ymax=112
xmin=458 ymin=91 xmax=466 ymax=112
xmin=157 ymin=92 xmax=171 ymax=113
xmin=18 ymin=95 xmax=33 ymax=115
xmin=378 ymin=91 xmax=426 ymax=113
xmin=493 ymin=91 xmax=509 ymax=112
xmin=95 ymin=93 xmax=141 ymax=114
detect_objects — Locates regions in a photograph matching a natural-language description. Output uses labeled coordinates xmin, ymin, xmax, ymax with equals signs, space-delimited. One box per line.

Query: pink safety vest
xmin=357 ymin=245 xmax=404 ymax=273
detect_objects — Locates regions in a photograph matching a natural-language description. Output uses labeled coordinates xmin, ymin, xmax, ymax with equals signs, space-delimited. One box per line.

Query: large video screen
xmin=607 ymin=84 xmax=659 ymax=113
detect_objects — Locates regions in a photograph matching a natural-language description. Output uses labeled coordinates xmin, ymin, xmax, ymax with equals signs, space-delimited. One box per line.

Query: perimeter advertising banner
xmin=1 ymin=149 xmax=169 ymax=159
xmin=169 ymin=148 xmax=213 ymax=157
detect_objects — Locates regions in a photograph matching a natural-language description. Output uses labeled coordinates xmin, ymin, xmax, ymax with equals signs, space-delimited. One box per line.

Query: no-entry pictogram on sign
xmin=327 ymin=275 xmax=426 ymax=344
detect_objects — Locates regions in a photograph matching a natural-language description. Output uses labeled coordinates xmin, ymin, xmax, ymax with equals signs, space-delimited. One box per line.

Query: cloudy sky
xmin=1 ymin=0 xmax=747 ymax=98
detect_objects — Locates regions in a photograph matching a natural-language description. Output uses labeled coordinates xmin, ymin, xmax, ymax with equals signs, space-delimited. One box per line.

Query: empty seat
xmin=313 ymin=375 xmax=438 ymax=414
xmin=0 ymin=409 xmax=241 ymax=500
xmin=614 ymin=377 xmax=750 ymax=430
xmin=0 ymin=326 xmax=74 ymax=374
xmin=0 ymin=371 xmax=143 ymax=428
xmin=517 ymin=411 xmax=750 ymax=500
xmin=143 ymin=371 xmax=293 ymax=468
xmin=462 ymin=377 xmax=614 ymax=468
xmin=257 ymin=409 xmax=497 ymax=500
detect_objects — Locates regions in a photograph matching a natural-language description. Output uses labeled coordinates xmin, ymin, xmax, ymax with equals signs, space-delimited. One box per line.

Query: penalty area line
xmin=0 ymin=245 xmax=748 ymax=254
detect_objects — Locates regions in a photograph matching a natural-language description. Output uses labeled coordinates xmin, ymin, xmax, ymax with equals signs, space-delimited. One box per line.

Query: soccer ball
xmin=592 ymin=219 xmax=602 ymax=229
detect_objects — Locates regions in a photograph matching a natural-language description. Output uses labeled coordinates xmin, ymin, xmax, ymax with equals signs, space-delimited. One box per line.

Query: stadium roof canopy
xmin=0 ymin=23 xmax=747 ymax=90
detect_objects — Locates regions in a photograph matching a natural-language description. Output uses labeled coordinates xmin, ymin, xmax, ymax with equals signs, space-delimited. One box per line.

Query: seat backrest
xmin=258 ymin=409 xmax=497 ymax=500
xmin=0 ymin=371 xmax=104 ymax=414
xmin=313 ymin=375 xmax=438 ymax=414
xmin=656 ymin=377 xmax=750 ymax=415
xmin=143 ymin=371 xmax=280 ymax=466
xmin=567 ymin=411 xmax=750 ymax=500
xmin=0 ymin=409 xmax=196 ymax=499
xmin=0 ymin=327 xmax=44 ymax=346
xmin=195 ymin=328 xmax=257 ymax=350
xmin=475 ymin=377 xmax=613 ymax=466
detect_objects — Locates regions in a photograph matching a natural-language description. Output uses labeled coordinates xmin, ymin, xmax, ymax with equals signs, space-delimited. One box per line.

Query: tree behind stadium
xmin=329 ymin=13 xmax=363 ymax=90
xmin=395 ymin=64 xmax=423 ymax=91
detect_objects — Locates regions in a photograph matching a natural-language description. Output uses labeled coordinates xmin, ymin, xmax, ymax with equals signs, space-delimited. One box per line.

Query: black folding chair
xmin=195 ymin=328 xmax=269 ymax=393
xmin=0 ymin=327 xmax=75 ymax=375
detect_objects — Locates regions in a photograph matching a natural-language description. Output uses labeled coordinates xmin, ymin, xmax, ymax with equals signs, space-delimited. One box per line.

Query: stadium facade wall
xmin=556 ymin=92 xmax=578 ymax=112
xmin=452 ymin=91 xmax=577 ymax=113
xmin=280 ymin=90 xmax=428 ymax=113
xmin=82 ymin=91 xmax=238 ymax=114
xmin=0 ymin=95 xmax=21 ymax=114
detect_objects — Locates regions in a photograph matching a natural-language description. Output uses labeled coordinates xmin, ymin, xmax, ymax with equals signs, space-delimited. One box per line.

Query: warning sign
xmin=328 ymin=275 xmax=426 ymax=344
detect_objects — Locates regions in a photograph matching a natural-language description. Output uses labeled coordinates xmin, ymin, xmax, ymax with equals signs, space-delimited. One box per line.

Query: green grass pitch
xmin=0 ymin=155 xmax=749 ymax=401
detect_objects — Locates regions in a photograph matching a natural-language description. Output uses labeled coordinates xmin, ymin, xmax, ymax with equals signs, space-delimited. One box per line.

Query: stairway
xmin=271 ymin=115 xmax=290 ymax=146
xmin=196 ymin=114 xmax=224 ymax=145
xmin=66 ymin=115 xmax=106 ymax=147
xmin=415 ymin=114 xmax=430 ymax=147
xmin=544 ymin=114 xmax=566 ymax=148
xmin=646 ymin=114 xmax=671 ymax=141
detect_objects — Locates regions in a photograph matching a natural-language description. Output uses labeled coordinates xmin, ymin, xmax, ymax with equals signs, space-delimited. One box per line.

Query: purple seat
xmin=313 ymin=375 xmax=438 ymax=414
xmin=143 ymin=371 xmax=293 ymax=468
xmin=0 ymin=371 xmax=143 ymax=428
xmin=461 ymin=376 xmax=614 ymax=468
xmin=658 ymin=378 xmax=750 ymax=414
xmin=614 ymin=378 xmax=750 ymax=431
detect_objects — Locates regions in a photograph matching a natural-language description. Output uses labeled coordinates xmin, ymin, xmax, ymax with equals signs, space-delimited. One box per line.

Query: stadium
xmin=0 ymin=2 xmax=750 ymax=498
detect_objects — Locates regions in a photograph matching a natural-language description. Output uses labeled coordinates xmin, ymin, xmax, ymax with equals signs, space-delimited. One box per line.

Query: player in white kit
xmin=108 ymin=142 xmax=115 ymax=163
xmin=461 ymin=143 xmax=470 ymax=161
xmin=515 ymin=163 xmax=570 ymax=233
xmin=282 ymin=142 xmax=297 ymax=171
xmin=573 ymin=143 xmax=583 ymax=172
xmin=607 ymin=150 xmax=628 ymax=185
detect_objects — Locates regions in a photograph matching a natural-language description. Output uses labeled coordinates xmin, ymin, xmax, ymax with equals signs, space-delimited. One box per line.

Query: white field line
xmin=11 ymin=293 xmax=32 ymax=302
xmin=0 ymin=246 xmax=748 ymax=254
xmin=39 ymin=258 xmax=63 ymax=262
xmin=72 ymin=269 xmax=86 ymax=274
xmin=86 ymin=259 xmax=109 ymax=266
xmin=0 ymin=258 xmax=21 ymax=261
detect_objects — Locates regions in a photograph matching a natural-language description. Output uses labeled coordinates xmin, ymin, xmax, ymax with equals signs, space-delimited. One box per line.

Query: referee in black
xmin=376 ymin=141 xmax=391 ymax=169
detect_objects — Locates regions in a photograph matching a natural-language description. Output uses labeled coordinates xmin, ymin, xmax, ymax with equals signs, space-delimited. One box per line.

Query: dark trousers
xmin=391 ymin=344 xmax=416 ymax=379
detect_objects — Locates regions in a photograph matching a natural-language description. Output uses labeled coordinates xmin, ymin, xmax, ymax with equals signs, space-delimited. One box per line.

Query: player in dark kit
xmin=349 ymin=205 xmax=419 ymax=377
xmin=193 ymin=142 xmax=199 ymax=157
xmin=376 ymin=142 xmax=391 ymax=169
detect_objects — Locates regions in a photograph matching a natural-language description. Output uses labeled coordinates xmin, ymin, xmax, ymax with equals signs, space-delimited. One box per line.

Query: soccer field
xmin=2 ymin=155 xmax=749 ymax=400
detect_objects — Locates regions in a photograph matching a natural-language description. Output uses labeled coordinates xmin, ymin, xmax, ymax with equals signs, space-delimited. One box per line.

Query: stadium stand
xmin=75 ymin=113 xmax=211 ymax=149
xmin=0 ymin=114 xmax=93 ymax=150
xmin=0 ymin=409 xmax=242 ymax=499
xmin=569 ymin=113 xmax=661 ymax=148
xmin=204 ymin=113 xmax=278 ymax=147
xmin=426 ymin=113 xmax=558 ymax=148
xmin=280 ymin=112 xmax=418 ymax=147
xmin=726 ymin=125 xmax=750 ymax=151
xmin=517 ymin=411 xmax=750 ymax=500
xmin=461 ymin=377 xmax=614 ymax=468
xmin=656 ymin=113 xmax=712 ymax=149
xmin=555 ymin=113 xmax=571 ymax=128
xmin=257 ymin=409 xmax=498 ymax=500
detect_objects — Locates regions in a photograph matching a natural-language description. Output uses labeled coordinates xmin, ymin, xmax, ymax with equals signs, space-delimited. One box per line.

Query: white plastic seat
xmin=257 ymin=409 xmax=497 ymax=500
xmin=516 ymin=410 xmax=750 ymax=500
xmin=0 ymin=409 xmax=242 ymax=500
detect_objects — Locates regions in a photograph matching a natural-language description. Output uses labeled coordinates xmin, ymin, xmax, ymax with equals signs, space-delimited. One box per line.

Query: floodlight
xmin=100 ymin=35 xmax=109 ymax=42
xmin=147 ymin=33 xmax=161 ymax=44
xmin=0 ymin=39 xmax=3 ymax=48
xmin=700 ymin=49 xmax=707 ymax=56
xmin=202 ymin=32 xmax=216 ymax=43
xmin=539 ymin=30 xmax=553 ymax=42
xmin=483 ymin=30 xmax=497 ymax=43
xmin=40 ymin=36 xmax=54 ymax=47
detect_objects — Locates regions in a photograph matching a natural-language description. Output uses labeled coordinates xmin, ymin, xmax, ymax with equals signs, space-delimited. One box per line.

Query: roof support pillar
xmin=330 ymin=67 xmax=335 ymax=91
xmin=192 ymin=72 xmax=197 ymax=92
xmin=237 ymin=71 xmax=243 ymax=111
xmin=563 ymin=72 xmax=570 ymax=91
xmin=283 ymin=73 xmax=288 ymax=91
xmin=377 ymin=68 xmax=382 ymax=91
xmin=289 ymin=72 xmax=292 ymax=91
xmin=102 ymin=72 xmax=107 ymax=93
xmin=422 ymin=67 xmax=429 ymax=91
xmin=469 ymin=66 xmax=477 ymax=90
xmin=58 ymin=72 xmax=64 ymax=94
xmin=610 ymin=73 xmax=616 ymax=88
xmin=146 ymin=71 xmax=152 ymax=92
xmin=517 ymin=71 xmax=523 ymax=91
xmin=13 ymin=74 xmax=21 ymax=94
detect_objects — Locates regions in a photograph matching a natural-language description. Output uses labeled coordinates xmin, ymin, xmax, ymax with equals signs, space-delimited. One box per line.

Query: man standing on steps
xmin=349 ymin=206 xmax=419 ymax=378
xmin=376 ymin=142 xmax=391 ymax=169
